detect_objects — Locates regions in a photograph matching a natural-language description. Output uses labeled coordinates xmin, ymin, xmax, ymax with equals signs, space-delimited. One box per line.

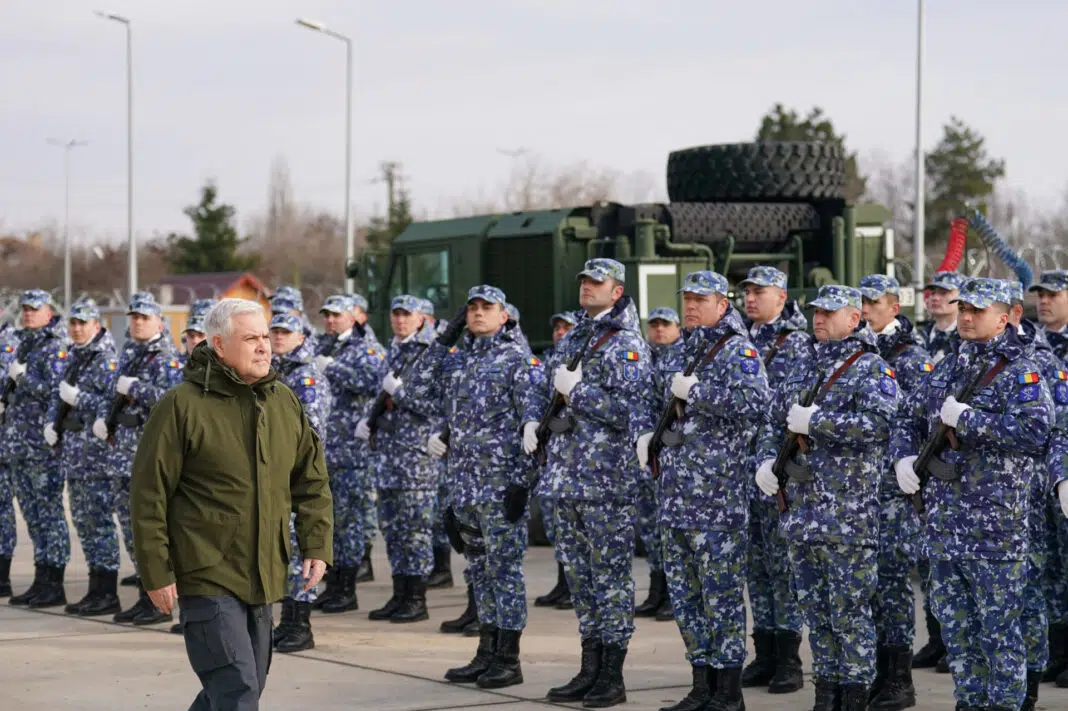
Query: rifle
xmin=771 ymin=371 xmax=826 ymax=513
xmin=0 ymin=338 xmax=33 ymax=425
xmin=104 ymin=346 xmax=154 ymax=442
xmin=52 ymin=342 xmax=101 ymax=447
xmin=532 ymin=330 xmax=598 ymax=466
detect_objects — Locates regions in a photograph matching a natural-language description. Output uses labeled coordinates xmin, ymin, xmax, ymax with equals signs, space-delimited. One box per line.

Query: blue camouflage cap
xmin=858 ymin=274 xmax=901 ymax=301
xmin=348 ymin=293 xmax=369 ymax=311
xmin=185 ymin=314 xmax=207 ymax=334
xmin=269 ymin=312 xmax=304 ymax=332
xmin=190 ymin=298 xmax=217 ymax=318
xmin=578 ymin=258 xmax=625 ymax=284
xmin=320 ymin=294 xmax=355 ymax=314
xmin=951 ymin=277 xmax=1014 ymax=309
xmin=925 ymin=270 xmax=968 ymax=292
xmin=467 ymin=284 xmax=507 ymax=305
xmin=739 ymin=266 xmax=788 ymax=290
xmin=69 ymin=299 xmax=100 ymax=322
xmin=127 ymin=298 xmax=162 ymax=317
xmin=1028 ymin=269 xmax=1068 ymax=294
xmin=679 ymin=270 xmax=729 ymax=297
xmin=272 ymin=285 xmax=302 ymax=302
xmin=648 ymin=307 xmax=680 ymax=324
xmin=550 ymin=311 xmax=577 ymax=327
xmin=417 ymin=298 xmax=436 ymax=316
xmin=807 ymin=284 xmax=863 ymax=311
xmin=20 ymin=289 xmax=54 ymax=310
xmin=391 ymin=294 xmax=422 ymax=313
xmin=131 ymin=290 xmax=155 ymax=303
xmin=270 ymin=296 xmax=301 ymax=314
xmin=505 ymin=303 xmax=519 ymax=321
xmin=1005 ymin=280 xmax=1025 ymax=304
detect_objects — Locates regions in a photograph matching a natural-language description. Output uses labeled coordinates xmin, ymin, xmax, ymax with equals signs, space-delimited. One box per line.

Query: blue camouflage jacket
xmin=653 ymin=306 xmax=770 ymax=529
xmin=0 ymin=323 xmax=19 ymax=368
xmin=274 ymin=337 xmax=332 ymax=439
xmin=316 ymin=325 xmax=387 ymax=470
xmin=3 ymin=316 xmax=69 ymax=463
xmin=757 ymin=324 xmax=899 ymax=547
xmin=922 ymin=321 xmax=961 ymax=365
xmin=891 ymin=328 xmax=1054 ymax=560
xmin=48 ymin=328 xmax=118 ymax=476
xmin=1045 ymin=327 xmax=1068 ymax=362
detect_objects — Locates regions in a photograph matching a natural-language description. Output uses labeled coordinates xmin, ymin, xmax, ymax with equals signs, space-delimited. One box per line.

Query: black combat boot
xmin=9 ymin=564 xmax=44 ymax=605
xmin=1046 ymin=622 xmax=1068 ymax=682
xmin=708 ymin=666 xmax=744 ymax=711
xmin=582 ymin=643 xmax=627 ymax=708
xmin=77 ymin=569 xmax=120 ymax=617
xmin=321 ymin=566 xmax=358 ymax=613
xmin=65 ymin=569 xmax=98 ymax=615
xmin=368 ymin=575 xmax=403 ymax=621
xmin=312 ymin=566 xmax=338 ymax=611
xmin=768 ymin=629 xmax=804 ymax=693
xmin=462 ymin=618 xmax=480 ymax=635
xmin=356 ymin=543 xmax=374 ymax=583
xmin=276 ymin=601 xmax=315 ymax=653
xmin=547 ymin=637 xmax=602 ymax=702
xmin=934 ymin=654 xmax=949 ymax=674
xmin=114 ymin=582 xmax=156 ymax=623
xmin=659 ymin=664 xmax=711 ymax=711
xmin=426 ymin=546 xmax=454 ymax=589
xmin=635 ymin=570 xmax=667 ymax=617
xmin=1021 ymin=669 xmax=1041 ymax=711
xmin=132 ymin=589 xmax=172 ymax=625
xmin=274 ymin=598 xmax=297 ymax=646
xmin=120 ymin=572 xmax=139 ymax=587
xmin=655 ymin=599 xmax=675 ymax=621
xmin=870 ymin=644 xmax=889 ymax=701
xmin=556 ymin=582 xmax=574 ymax=610
xmin=0 ymin=555 xmax=11 ymax=597
xmin=812 ymin=679 xmax=839 ymax=711
xmin=170 ymin=623 xmax=183 ymax=634
xmin=740 ymin=628 xmax=776 ymax=687
xmin=440 ymin=584 xmax=478 ymax=633
xmin=535 ymin=562 xmax=569 ymax=607
xmin=840 ymin=684 xmax=870 ymax=711
xmin=477 ymin=628 xmax=523 ymax=688
xmin=391 ymin=576 xmax=429 ymax=623
xmin=446 ymin=624 xmax=497 ymax=683
xmin=870 ymin=646 xmax=916 ymax=710
xmin=27 ymin=565 xmax=67 ymax=608
xmin=912 ymin=610 xmax=945 ymax=668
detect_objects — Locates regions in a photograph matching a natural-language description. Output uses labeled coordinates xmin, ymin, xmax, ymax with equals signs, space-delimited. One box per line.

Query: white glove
xmin=0 ymin=402 xmax=5 ymax=417
xmin=8 ymin=361 xmax=26 ymax=381
xmin=895 ymin=455 xmax=921 ymax=495
xmin=314 ymin=355 xmax=334 ymax=373
xmin=522 ymin=421 xmax=539 ymax=455
xmin=92 ymin=418 xmax=108 ymax=441
xmin=43 ymin=423 xmax=58 ymax=447
xmin=1059 ymin=481 xmax=1068 ymax=519
xmin=59 ymin=381 xmax=80 ymax=406
xmin=787 ymin=403 xmax=819 ymax=435
xmin=116 ymin=376 xmax=138 ymax=396
xmin=670 ymin=373 xmax=698 ymax=402
xmin=940 ymin=396 xmax=971 ymax=429
xmin=636 ymin=432 xmax=654 ymax=470
xmin=381 ymin=372 xmax=403 ymax=396
xmin=355 ymin=417 xmax=371 ymax=441
xmin=553 ymin=362 xmax=582 ymax=398
xmin=427 ymin=432 xmax=448 ymax=458
xmin=755 ymin=458 xmax=779 ymax=496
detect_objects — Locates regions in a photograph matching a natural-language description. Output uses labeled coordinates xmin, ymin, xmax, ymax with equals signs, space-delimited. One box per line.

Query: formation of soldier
xmin=2 ymin=260 xmax=1068 ymax=711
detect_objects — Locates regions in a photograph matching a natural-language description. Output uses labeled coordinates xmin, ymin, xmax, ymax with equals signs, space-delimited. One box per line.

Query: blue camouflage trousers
xmin=1046 ymin=499 xmax=1068 ymax=624
xmin=0 ymin=465 xmax=15 ymax=557
xmin=789 ymin=542 xmax=878 ymax=685
xmin=378 ymin=488 xmax=434 ymax=577
xmin=14 ymin=459 xmax=70 ymax=567
xmin=555 ymin=499 xmax=636 ymax=647
xmin=456 ymin=502 xmax=528 ymax=631
xmin=931 ymin=557 xmax=1026 ymax=710
xmin=746 ymin=499 xmax=801 ymax=633
xmin=873 ymin=497 xmax=919 ymax=647
xmin=331 ymin=467 xmax=368 ymax=568
xmin=286 ymin=513 xmax=318 ymax=603
xmin=69 ymin=477 xmax=119 ymax=572
xmin=636 ymin=480 xmax=663 ymax=574
xmin=540 ymin=496 xmax=558 ymax=548
xmin=432 ymin=475 xmax=450 ymax=552
xmin=1023 ymin=552 xmax=1049 ymax=672
xmin=664 ymin=527 xmax=747 ymax=667
xmin=112 ymin=477 xmax=135 ymax=570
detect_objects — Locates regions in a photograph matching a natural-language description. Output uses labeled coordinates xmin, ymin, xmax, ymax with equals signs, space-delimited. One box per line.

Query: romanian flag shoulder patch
xmin=921 ymin=362 xmax=934 ymax=373
xmin=1057 ymin=370 xmax=1068 ymax=381
xmin=739 ymin=347 xmax=757 ymax=358
xmin=57 ymin=350 xmax=67 ymax=359
xmin=448 ymin=346 xmax=458 ymax=354
xmin=526 ymin=356 xmax=541 ymax=367
xmin=2 ymin=345 xmax=12 ymax=353
xmin=882 ymin=366 xmax=896 ymax=378
xmin=302 ymin=377 xmax=316 ymax=386
xmin=622 ymin=351 xmax=640 ymax=362
xmin=1019 ymin=372 xmax=1041 ymax=385
xmin=107 ymin=361 xmax=117 ymax=371
xmin=168 ymin=360 xmax=180 ymax=368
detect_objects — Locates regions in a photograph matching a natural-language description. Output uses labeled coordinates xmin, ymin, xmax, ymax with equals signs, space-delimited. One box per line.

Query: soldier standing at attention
xmin=755 ymin=285 xmax=899 ymax=711
xmin=636 ymin=271 xmax=769 ymax=711
xmin=921 ymin=272 xmax=967 ymax=366
xmin=0 ymin=315 xmax=18 ymax=598
xmin=893 ymin=278 xmax=1053 ymax=711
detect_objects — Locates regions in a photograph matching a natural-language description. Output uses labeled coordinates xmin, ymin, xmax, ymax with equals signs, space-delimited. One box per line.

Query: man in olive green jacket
xmin=131 ymin=298 xmax=333 ymax=711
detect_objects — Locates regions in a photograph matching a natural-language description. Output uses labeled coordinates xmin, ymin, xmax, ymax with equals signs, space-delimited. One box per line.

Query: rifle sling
xmin=762 ymin=331 xmax=791 ymax=367
xmin=546 ymin=327 xmax=621 ymax=432
xmin=664 ymin=332 xmax=737 ymax=440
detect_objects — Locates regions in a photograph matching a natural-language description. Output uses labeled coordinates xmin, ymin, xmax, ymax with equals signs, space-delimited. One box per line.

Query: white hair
xmin=204 ymin=298 xmax=265 ymax=344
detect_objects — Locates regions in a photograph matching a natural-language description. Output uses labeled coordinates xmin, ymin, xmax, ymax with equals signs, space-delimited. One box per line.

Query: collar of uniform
xmin=934 ymin=321 xmax=957 ymax=335
xmin=749 ymin=315 xmax=779 ymax=338
xmin=877 ymin=319 xmax=901 ymax=337
xmin=337 ymin=328 xmax=352 ymax=342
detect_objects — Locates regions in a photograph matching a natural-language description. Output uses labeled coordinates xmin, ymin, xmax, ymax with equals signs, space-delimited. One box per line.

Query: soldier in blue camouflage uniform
xmin=893 ymin=278 xmax=1054 ymax=711
xmin=434 ymin=285 xmax=547 ymax=689
xmin=93 ymin=297 xmax=183 ymax=624
xmin=755 ymin=284 xmax=899 ymax=711
xmin=503 ymin=302 xmax=531 ymax=355
xmin=0 ymin=317 xmax=20 ymax=597
xmin=180 ymin=299 xmax=215 ymax=363
xmin=352 ymin=292 xmax=380 ymax=580
xmin=739 ymin=266 xmax=815 ymax=693
xmin=4 ymin=290 xmax=71 ymax=609
xmin=539 ymin=259 xmax=654 ymax=708
xmin=636 ymin=271 xmax=769 ymax=711
xmin=42 ymin=301 xmax=121 ymax=617
xmin=311 ymin=294 xmax=386 ymax=614
xmin=356 ymin=295 xmax=441 ymax=623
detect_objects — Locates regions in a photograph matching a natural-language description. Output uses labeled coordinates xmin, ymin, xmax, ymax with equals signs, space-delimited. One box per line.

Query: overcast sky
xmin=2 ymin=0 xmax=1065 ymax=243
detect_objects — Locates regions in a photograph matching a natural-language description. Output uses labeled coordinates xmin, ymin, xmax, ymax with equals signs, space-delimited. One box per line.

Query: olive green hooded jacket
xmin=130 ymin=342 xmax=333 ymax=604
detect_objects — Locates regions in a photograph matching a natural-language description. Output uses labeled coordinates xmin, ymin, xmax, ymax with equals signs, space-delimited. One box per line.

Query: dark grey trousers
xmin=180 ymin=594 xmax=273 ymax=711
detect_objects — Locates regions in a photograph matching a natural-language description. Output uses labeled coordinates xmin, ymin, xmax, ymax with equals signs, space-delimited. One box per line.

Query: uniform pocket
xmin=180 ymin=598 xmax=237 ymax=674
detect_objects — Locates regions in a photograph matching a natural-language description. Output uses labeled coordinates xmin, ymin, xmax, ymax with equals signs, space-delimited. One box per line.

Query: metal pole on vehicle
xmin=47 ymin=138 xmax=88 ymax=313
xmin=912 ymin=0 xmax=926 ymax=321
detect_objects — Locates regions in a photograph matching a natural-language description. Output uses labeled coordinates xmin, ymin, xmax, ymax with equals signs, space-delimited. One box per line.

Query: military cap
xmin=679 ymin=270 xmax=729 ymax=297
xmin=270 ymin=296 xmax=301 ymax=315
xmin=131 ymin=290 xmax=156 ymax=303
xmin=738 ymin=266 xmax=788 ymax=290
xmin=417 ymin=298 xmax=436 ymax=316
xmin=1004 ymin=280 xmax=1025 ymax=304
xmin=269 ymin=313 xmax=304 ymax=332
xmin=1028 ymin=269 xmax=1068 ymax=294
xmin=858 ymin=274 xmax=901 ymax=301
xmin=504 ymin=303 xmax=520 ymax=321
xmin=951 ymin=277 xmax=1014 ymax=309
xmin=320 ymin=294 xmax=356 ymax=314
xmin=467 ymin=285 xmax=506 ymax=305
xmin=349 ymin=293 xmax=369 ymax=312
xmin=69 ymin=300 xmax=100 ymax=322
xmin=578 ymin=258 xmax=626 ymax=284
xmin=925 ymin=270 xmax=968 ymax=292
xmin=390 ymin=294 xmax=422 ymax=313
xmin=185 ymin=314 xmax=207 ymax=334
xmin=127 ymin=298 xmax=162 ymax=317
xmin=648 ymin=307 xmax=680 ymax=324
xmin=272 ymin=285 xmax=302 ymax=302
xmin=807 ymin=285 xmax=863 ymax=312
xmin=20 ymin=289 xmax=54 ymax=310
xmin=550 ymin=312 xmax=578 ymax=327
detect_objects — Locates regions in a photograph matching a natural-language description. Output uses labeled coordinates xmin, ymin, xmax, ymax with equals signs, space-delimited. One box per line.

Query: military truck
xmin=349 ymin=140 xmax=908 ymax=351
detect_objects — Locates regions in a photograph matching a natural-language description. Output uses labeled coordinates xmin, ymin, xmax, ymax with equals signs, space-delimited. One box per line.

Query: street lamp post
xmin=94 ymin=11 xmax=135 ymax=301
xmin=295 ymin=18 xmax=355 ymax=293
xmin=913 ymin=0 xmax=926 ymax=320
xmin=47 ymin=139 xmax=88 ymax=313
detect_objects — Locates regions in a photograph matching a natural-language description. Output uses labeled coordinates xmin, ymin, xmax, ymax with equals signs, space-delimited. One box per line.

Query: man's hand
xmin=302 ymin=559 xmax=327 ymax=591
xmin=8 ymin=361 xmax=26 ymax=382
xmin=1058 ymin=481 xmax=1068 ymax=519
xmin=670 ymin=373 xmax=698 ymax=402
xmin=940 ymin=396 xmax=971 ymax=429
xmin=895 ymin=456 xmax=921 ymax=495
xmin=59 ymin=381 xmax=80 ymax=406
xmin=355 ymin=417 xmax=371 ymax=441
xmin=43 ymin=423 xmax=58 ymax=447
xmin=117 ymin=375 xmax=138 ymax=396
xmin=521 ymin=421 xmax=539 ymax=455
xmin=147 ymin=583 xmax=178 ymax=615
xmin=427 ymin=432 xmax=448 ymax=458
xmin=381 ymin=372 xmax=403 ymax=396
xmin=636 ymin=432 xmax=654 ymax=470
xmin=92 ymin=418 xmax=108 ymax=441
xmin=553 ymin=362 xmax=582 ymax=398
xmin=787 ymin=403 xmax=819 ymax=436
xmin=314 ymin=355 xmax=334 ymax=373
xmin=755 ymin=458 xmax=779 ymax=497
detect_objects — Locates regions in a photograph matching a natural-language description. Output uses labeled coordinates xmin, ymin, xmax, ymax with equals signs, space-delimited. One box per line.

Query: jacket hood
xmin=575 ymin=295 xmax=641 ymax=335
xmin=876 ymin=315 xmax=926 ymax=355
xmin=1017 ymin=319 xmax=1051 ymax=354
xmin=745 ymin=299 xmax=808 ymax=334
xmin=73 ymin=327 xmax=115 ymax=355
xmin=184 ymin=340 xmax=278 ymax=397
xmin=687 ymin=303 xmax=748 ymax=345
xmin=816 ymin=320 xmax=879 ymax=360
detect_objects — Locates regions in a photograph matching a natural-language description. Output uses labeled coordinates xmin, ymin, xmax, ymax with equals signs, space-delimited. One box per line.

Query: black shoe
xmin=547 ymin=637 xmax=603 ymax=702
xmin=535 ymin=562 xmax=569 ymax=607
xmin=870 ymin=644 xmax=888 ymax=701
xmin=170 ymin=623 xmax=183 ymax=634
xmin=65 ymin=568 xmax=99 ymax=615
xmin=635 ymin=570 xmax=668 ymax=618
xmin=9 ymin=564 xmax=44 ymax=606
xmin=659 ymin=664 xmax=711 ymax=711
xmin=934 ymin=654 xmax=949 ymax=674
xmin=840 ymin=684 xmax=870 ymax=711
xmin=274 ymin=598 xmax=297 ymax=647
xmin=477 ymin=628 xmax=524 ymax=689
xmin=1046 ymin=622 xmax=1068 ymax=682
xmin=391 ymin=576 xmax=429 ymax=623
xmin=120 ymin=573 xmax=139 ymax=587
xmin=321 ymin=566 xmax=358 ymax=613
xmin=912 ymin=610 xmax=945 ymax=668
xmin=768 ymin=629 xmax=804 ymax=694
xmin=655 ymin=599 xmax=675 ymax=621
xmin=463 ymin=619 xmax=481 ymax=636
xmin=132 ymin=597 xmax=172 ymax=625
xmin=77 ymin=569 xmax=121 ymax=617
xmin=356 ymin=544 xmax=374 ymax=583
xmin=870 ymin=646 xmax=916 ymax=710
xmin=1021 ymin=669 xmax=1041 ymax=711
xmin=426 ymin=547 xmax=454 ymax=590
xmin=582 ymin=643 xmax=627 ymax=708
xmin=812 ymin=679 xmax=839 ymax=711
xmin=440 ymin=584 xmax=478 ymax=634
xmin=555 ymin=586 xmax=574 ymax=610
xmin=114 ymin=583 xmax=154 ymax=623
xmin=27 ymin=565 xmax=67 ymax=609
xmin=0 ymin=555 xmax=11 ymax=597
xmin=276 ymin=601 xmax=315 ymax=653
xmin=708 ymin=666 xmax=744 ymax=711
xmin=368 ymin=575 xmax=403 ymax=621
xmin=446 ymin=624 xmax=497 ymax=683
xmin=312 ymin=566 xmax=339 ymax=611
xmin=741 ymin=628 xmax=776 ymax=687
